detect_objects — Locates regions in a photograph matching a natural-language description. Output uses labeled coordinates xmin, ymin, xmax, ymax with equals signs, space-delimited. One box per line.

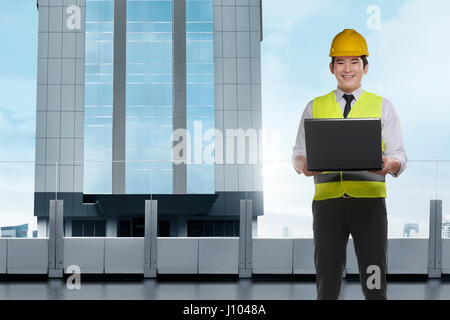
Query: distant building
xmin=442 ymin=220 xmax=450 ymax=238
xmin=1 ymin=224 xmax=28 ymax=238
xmin=282 ymin=226 xmax=289 ymax=237
xmin=32 ymin=230 xmax=38 ymax=238
xmin=403 ymin=222 xmax=419 ymax=238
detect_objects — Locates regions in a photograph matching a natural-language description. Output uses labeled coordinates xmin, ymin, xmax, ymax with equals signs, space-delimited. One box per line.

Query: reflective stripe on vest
xmin=314 ymin=171 xmax=385 ymax=184
xmin=342 ymin=171 xmax=385 ymax=182
xmin=311 ymin=90 xmax=386 ymax=200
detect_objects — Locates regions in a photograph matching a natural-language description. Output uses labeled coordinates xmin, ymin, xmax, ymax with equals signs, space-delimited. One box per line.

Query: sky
xmin=0 ymin=1 xmax=38 ymax=233
xmin=0 ymin=0 xmax=450 ymax=237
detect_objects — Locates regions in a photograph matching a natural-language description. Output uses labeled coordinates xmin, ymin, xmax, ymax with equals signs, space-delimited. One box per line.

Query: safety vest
xmin=312 ymin=90 xmax=386 ymax=200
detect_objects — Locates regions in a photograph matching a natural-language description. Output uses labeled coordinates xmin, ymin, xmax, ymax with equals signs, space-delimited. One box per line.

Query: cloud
xmin=364 ymin=0 xmax=450 ymax=159
xmin=0 ymin=77 xmax=36 ymax=118
xmin=0 ymin=1 xmax=38 ymax=230
xmin=0 ymin=2 xmax=37 ymax=78
xmin=0 ymin=105 xmax=36 ymax=161
xmin=0 ymin=76 xmax=37 ymax=161
xmin=262 ymin=0 xmax=338 ymax=33
xmin=261 ymin=52 xmax=325 ymax=160
xmin=0 ymin=106 xmax=34 ymax=133
xmin=0 ymin=105 xmax=36 ymax=229
xmin=261 ymin=0 xmax=345 ymax=53
xmin=366 ymin=0 xmax=450 ymax=104
xmin=0 ymin=164 xmax=36 ymax=233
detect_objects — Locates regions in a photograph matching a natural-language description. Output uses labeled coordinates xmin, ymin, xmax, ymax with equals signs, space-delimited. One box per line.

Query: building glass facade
xmin=84 ymin=0 xmax=114 ymax=194
xmin=126 ymin=0 xmax=173 ymax=194
xmin=84 ymin=0 xmax=215 ymax=195
xmin=186 ymin=0 xmax=214 ymax=194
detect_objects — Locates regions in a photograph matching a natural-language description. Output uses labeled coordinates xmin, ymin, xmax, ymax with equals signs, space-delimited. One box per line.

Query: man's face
xmin=329 ymin=56 xmax=368 ymax=93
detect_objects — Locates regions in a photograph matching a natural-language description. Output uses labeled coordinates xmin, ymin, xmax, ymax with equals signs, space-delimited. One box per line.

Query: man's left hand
xmin=370 ymin=156 xmax=400 ymax=176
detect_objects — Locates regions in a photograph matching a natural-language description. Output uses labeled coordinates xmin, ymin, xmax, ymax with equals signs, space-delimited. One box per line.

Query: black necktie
xmin=343 ymin=94 xmax=354 ymax=118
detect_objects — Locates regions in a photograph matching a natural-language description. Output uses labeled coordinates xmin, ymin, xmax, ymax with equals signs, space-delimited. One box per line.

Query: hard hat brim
xmin=329 ymin=50 xmax=369 ymax=57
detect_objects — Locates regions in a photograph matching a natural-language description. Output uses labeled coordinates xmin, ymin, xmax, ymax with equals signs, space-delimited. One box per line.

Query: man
xmin=291 ymin=29 xmax=407 ymax=300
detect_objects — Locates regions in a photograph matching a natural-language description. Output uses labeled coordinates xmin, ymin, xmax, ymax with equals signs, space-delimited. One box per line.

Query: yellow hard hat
xmin=329 ymin=29 xmax=369 ymax=57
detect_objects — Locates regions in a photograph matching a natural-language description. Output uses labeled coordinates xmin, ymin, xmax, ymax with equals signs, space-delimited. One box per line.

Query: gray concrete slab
xmin=0 ymin=278 xmax=449 ymax=300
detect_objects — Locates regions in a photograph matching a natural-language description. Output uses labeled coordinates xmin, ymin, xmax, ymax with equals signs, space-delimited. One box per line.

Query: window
xmin=72 ymin=220 xmax=106 ymax=237
xmin=126 ymin=0 xmax=173 ymax=194
xmin=187 ymin=220 xmax=239 ymax=237
xmin=118 ymin=218 xmax=170 ymax=237
xmin=83 ymin=0 xmax=215 ymax=195
xmin=158 ymin=220 xmax=170 ymax=237
xmin=186 ymin=0 xmax=214 ymax=193
xmin=118 ymin=220 xmax=131 ymax=237
xmin=84 ymin=0 xmax=114 ymax=194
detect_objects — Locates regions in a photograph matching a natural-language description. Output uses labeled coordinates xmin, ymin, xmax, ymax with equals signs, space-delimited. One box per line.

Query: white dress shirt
xmin=291 ymin=86 xmax=407 ymax=177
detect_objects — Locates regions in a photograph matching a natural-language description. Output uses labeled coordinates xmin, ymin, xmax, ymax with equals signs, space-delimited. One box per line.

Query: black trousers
xmin=312 ymin=197 xmax=388 ymax=300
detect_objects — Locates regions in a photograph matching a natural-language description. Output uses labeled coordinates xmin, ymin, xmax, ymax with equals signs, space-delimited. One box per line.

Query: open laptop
xmin=304 ymin=118 xmax=383 ymax=171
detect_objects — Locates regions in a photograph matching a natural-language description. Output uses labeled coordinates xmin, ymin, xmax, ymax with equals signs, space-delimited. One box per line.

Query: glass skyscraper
xmin=34 ymin=0 xmax=263 ymax=237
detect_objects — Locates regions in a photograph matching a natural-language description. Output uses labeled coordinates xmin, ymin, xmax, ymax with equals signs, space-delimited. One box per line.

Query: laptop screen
xmin=304 ymin=118 xmax=383 ymax=171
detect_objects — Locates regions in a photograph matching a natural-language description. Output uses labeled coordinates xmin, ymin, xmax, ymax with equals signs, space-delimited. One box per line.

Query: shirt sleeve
xmin=381 ymin=98 xmax=408 ymax=177
xmin=291 ymin=100 xmax=313 ymax=173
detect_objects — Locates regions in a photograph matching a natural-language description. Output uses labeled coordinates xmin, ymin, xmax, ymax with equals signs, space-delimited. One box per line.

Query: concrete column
xmin=252 ymin=216 xmax=258 ymax=237
xmin=37 ymin=217 xmax=48 ymax=237
xmin=239 ymin=199 xmax=252 ymax=278
xmin=48 ymin=200 xmax=64 ymax=278
xmin=177 ymin=216 xmax=187 ymax=237
xmin=64 ymin=219 xmax=72 ymax=237
xmin=428 ymin=199 xmax=442 ymax=278
xmin=106 ymin=218 xmax=118 ymax=237
xmin=144 ymin=200 xmax=158 ymax=278
xmin=172 ymin=0 xmax=187 ymax=194
xmin=112 ymin=0 xmax=127 ymax=194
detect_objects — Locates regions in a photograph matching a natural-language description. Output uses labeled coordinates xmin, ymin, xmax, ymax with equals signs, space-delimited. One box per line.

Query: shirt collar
xmin=335 ymin=86 xmax=363 ymax=103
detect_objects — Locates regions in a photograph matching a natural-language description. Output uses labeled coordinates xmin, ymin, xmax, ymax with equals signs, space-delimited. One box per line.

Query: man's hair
xmin=331 ymin=55 xmax=368 ymax=69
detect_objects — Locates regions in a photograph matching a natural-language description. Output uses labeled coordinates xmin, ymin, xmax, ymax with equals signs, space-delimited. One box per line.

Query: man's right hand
xmin=293 ymin=155 xmax=322 ymax=176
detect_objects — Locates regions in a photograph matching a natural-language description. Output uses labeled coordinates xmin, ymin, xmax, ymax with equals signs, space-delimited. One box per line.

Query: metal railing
xmin=0 ymin=159 xmax=449 ymax=278
xmin=0 ymin=197 xmax=447 ymax=278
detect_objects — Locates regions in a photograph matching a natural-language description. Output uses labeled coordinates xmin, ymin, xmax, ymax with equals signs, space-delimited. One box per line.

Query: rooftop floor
xmin=0 ymin=276 xmax=449 ymax=300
